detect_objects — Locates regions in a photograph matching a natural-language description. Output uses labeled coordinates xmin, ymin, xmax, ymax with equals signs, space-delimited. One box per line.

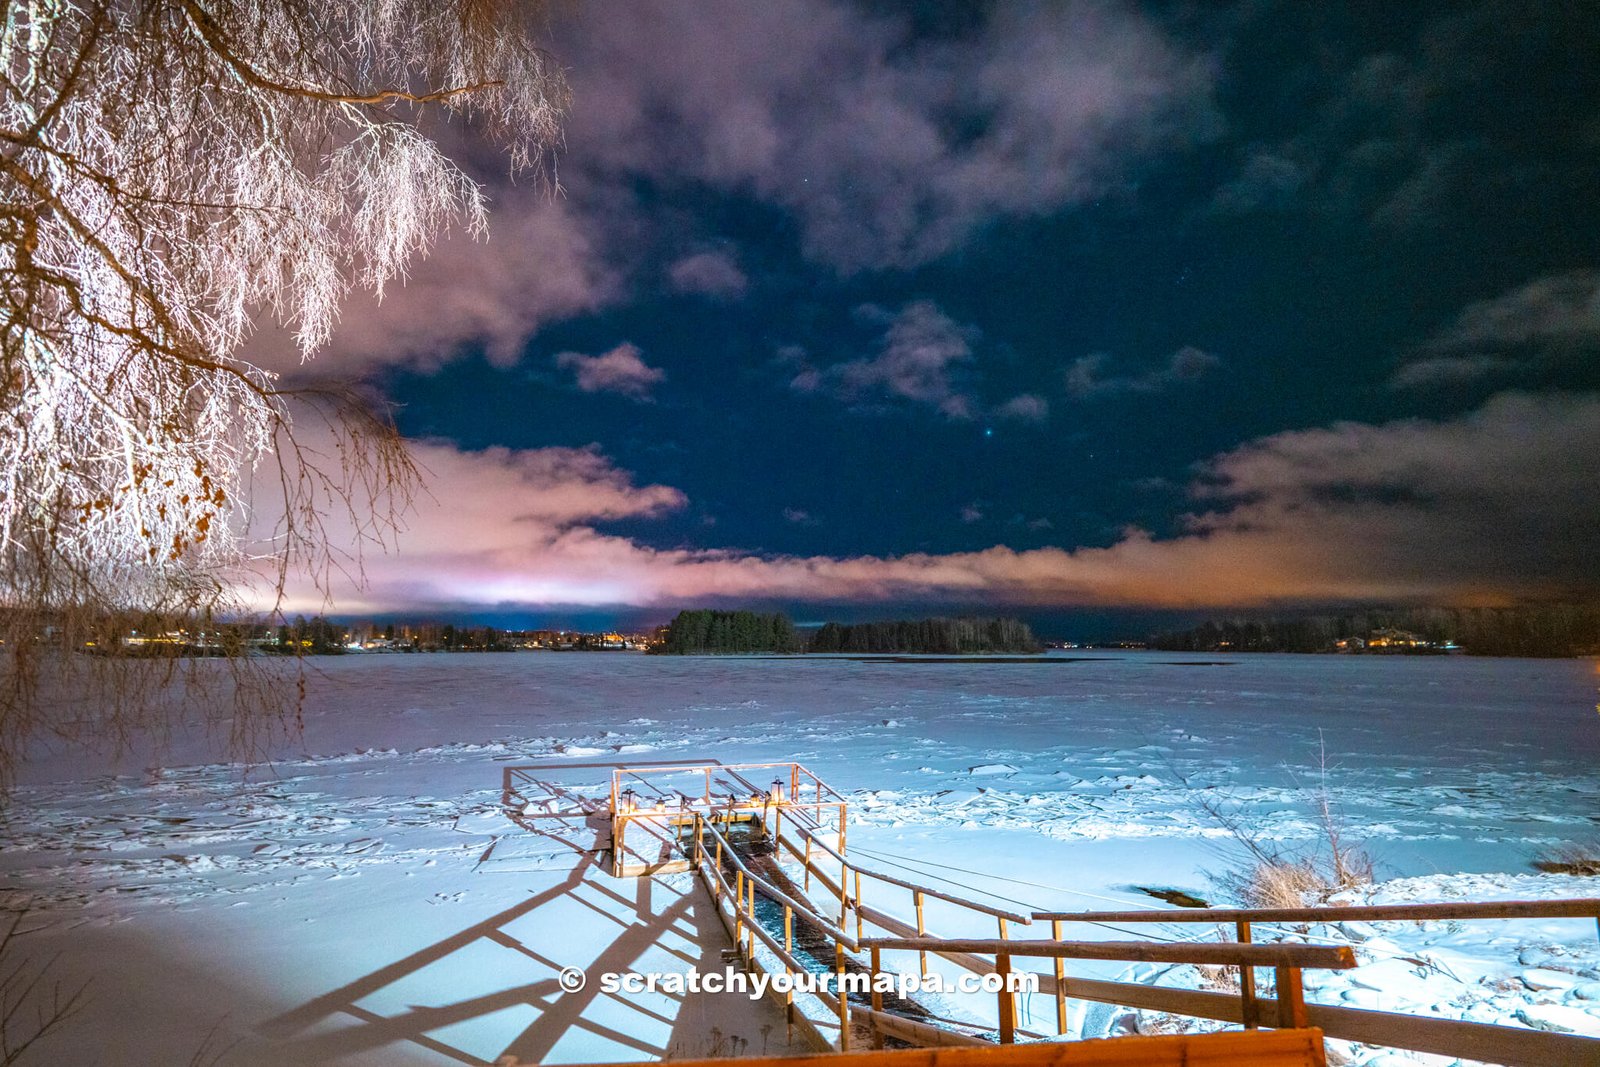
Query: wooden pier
xmin=503 ymin=759 xmax=1600 ymax=1065
xmin=606 ymin=762 xmax=846 ymax=878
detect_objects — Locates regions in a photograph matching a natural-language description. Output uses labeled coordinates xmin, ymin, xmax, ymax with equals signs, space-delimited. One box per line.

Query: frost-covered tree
xmin=0 ymin=0 xmax=567 ymax=775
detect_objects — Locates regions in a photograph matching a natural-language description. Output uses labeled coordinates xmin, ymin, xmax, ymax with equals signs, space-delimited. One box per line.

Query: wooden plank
xmin=851 ymin=1005 xmax=991 ymax=1049
xmin=860 ymin=937 xmax=1355 ymax=970
xmin=1033 ymin=898 xmax=1600 ymax=925
xmin=1049 ymin=974 xmax=1600 ymax=1067
xmin=594 ymin=1028 xmax=1327 ymax=1066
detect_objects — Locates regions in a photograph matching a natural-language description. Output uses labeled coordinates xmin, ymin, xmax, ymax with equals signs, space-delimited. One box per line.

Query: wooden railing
xmin=601 ymin=1028 xmax=1332 ymax=1067
xmin=609 ymin=761 xmax=848 ymax=876
xmin=692 ymin=815 xmax=859 ymax=1049
xmin=603 ymin=764 xmax=1600 ymax=1065
xmin=1023 ymin=898 xmax=1600 ymax=1067
xmin=775 ymin=815 xmax=1031 ymax=930
xmin=690 ymin=812 xmax=1357 ymax=1055
xmin=859 ymin=936 xmax=1355 ymax=1047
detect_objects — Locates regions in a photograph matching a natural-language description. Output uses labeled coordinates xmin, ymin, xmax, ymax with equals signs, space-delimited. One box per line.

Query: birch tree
xmin=0 ymin=0 xmax=567 ymax=775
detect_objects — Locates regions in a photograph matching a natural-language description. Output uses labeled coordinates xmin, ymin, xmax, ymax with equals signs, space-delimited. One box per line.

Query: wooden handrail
xmin=595 ymin=1028 xmax=1332 ymax=1066
xmin=698 ymin=818 xmax=860 ymax=950
xmin=859 ymin=936 xmax=1356 ymax=970
xmin=1032 ymin=897 xmax=1600 ymax=924
xmin=785 ymin=823 xmax=1032 ymax=924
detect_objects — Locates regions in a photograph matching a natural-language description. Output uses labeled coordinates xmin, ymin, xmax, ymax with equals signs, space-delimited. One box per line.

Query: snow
xmin=2 ymin=651 xmax=1598 ymax=1064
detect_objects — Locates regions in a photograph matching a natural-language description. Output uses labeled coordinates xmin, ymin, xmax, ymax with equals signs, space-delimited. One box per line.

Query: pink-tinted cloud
xmin=1067 ymin=345 xmax=1221 ymax=397
xmin=246 ymin=193 xmax=619 ymax=379
xmin=278 ymin=391 xmax=1600 ymax=614
xmin=668 ymin=250 xmax=749 ymax=297
xmin=996 ymin=394 xmax=1050 ymax=422
xmin=555 ymin=343 xmax=667 ymax=398
xmin=561 ymin=0 xmax=1217 ymax=272
xmin=1391 ymin=270 xmax=1600 ymax=388
xmin=244 ymin=3 xmax=1216 ymax=382
xmin=792 ymin=301 xmax=980 ymax=419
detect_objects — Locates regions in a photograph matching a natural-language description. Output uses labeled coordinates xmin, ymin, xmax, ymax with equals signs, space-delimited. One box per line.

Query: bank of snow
xmin=1 ymin=652 xmax=1596 ymax=1065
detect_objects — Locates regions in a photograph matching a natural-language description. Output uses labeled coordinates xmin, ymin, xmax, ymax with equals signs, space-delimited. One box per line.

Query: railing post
xmin=1052 ymin=918 xmax=1067 ymax=1035
xmin=995 ymin=951 xmax=1015 ymax=1044
xmin=836 ymin=941 xmax=850 ymax=1051
xmin=1274 ymin=965 xmax=1307 ymax=1029
xmin=838 ymin=861 xmax=849 ymax=927
xmin=714 ymin=834 xmax=724 ymax=901
xmin=915 ymin=890 xmax=928 ymax=977
xmin=804 ymin=834 xmax=813 ymax=891
xmin=784 ymin=904 xmax=796 ymax=1030
xmin=854 ymin=870 xmax=865 ymax=940
xmin=869 ymin=945 xmax=885 ymax=1049
xmin=735 ymin=869 xmax=746 ymax=952
xmin=1237 ymin=920 xmax=1258 ymax=1029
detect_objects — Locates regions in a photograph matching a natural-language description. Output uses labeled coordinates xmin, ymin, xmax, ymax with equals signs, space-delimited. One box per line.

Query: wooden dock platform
xmin=500 ymin=759 xmax=1600 ymax=1066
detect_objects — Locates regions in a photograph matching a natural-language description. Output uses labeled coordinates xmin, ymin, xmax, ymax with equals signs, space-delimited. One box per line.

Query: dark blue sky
xmin=288 ymin=1 xmax=1600 ymax=633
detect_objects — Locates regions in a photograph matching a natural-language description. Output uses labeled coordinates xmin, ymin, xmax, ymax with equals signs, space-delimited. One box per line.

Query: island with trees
xmin=651 ymin=611 xmax=1041 ymax=655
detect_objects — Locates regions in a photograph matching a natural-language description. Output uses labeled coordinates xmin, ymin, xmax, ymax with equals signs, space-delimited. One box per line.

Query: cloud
xmin=782 ymin=508 xmax=820 ymax=527
xmin=268 ymin=441 xmax=687 ymax=612
xmin=1388 ymin=354 xmax=1518 ymax=390
xmin=282 ymin=391 xmax=1600 ymax=614
xmin=245 ymin=2 xmax=1217 ymax=381
xmin=555 ymin=343 xmax=667 ymax=398
xmin=1211 ymin=151 xmax=1308 ymax=213
xmin=995 ymin=393 xmax=1050 ymax=422
xmin=1391 ymin=271 xmax=1600 ymax=388
xmin=1067 ymin=345 xmax=1221 ymax=397
xmin=1431 ymin=271 xmax=1600 ymax=351
xmin=794 ymin=300 xmax=980 ymax=419
xmin=668 ymin=250 xmax=749 ymax=297
xmin=1210 ymin=6 xmax=1598 ymax=230
xmin=246 ymin=193 xmax=618 ymax=379
xmin=562 ymin=0 xmax=1217 ymax=271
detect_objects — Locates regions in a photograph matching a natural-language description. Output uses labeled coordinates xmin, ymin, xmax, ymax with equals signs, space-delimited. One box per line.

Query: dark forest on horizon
xmin=653 ymin=610 xmax=1043 ymax=655
xmin=1149 ymin=604 xmax=1600 ymax=658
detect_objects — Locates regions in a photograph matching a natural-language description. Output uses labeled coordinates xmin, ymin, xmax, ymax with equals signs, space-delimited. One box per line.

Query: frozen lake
xmin=5 ymin=651 xmax=1599 ymax=1063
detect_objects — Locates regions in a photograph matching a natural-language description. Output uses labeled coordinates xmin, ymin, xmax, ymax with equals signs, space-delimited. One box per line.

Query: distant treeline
xmin=809 ymin=616 xmax=1041 ymax=654
xmin=1149 ymin=605 xmax=1600 ymax=658
xmin=652 ymin=610 xmax=803 ymax=654
xmin=652 ymin=610 xmax=1041 ymax=655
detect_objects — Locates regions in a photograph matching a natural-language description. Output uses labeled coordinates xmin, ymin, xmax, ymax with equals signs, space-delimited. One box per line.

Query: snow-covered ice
xmin=1 ymin=651 xmax=1597 ymax=1064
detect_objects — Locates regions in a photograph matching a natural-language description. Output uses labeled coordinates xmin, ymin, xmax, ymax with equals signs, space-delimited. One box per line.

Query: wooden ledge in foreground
xmin=600 ymin=1028 xmax=1328 ymax=1067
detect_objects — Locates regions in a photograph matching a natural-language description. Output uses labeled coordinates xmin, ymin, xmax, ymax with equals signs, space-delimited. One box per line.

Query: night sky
xmin=254 ymin=2 xmax=1600 ymax=634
